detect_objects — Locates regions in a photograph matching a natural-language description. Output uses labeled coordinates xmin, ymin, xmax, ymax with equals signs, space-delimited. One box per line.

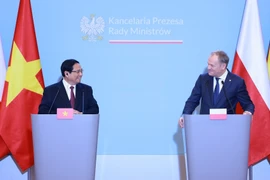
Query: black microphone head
xmin=221 ymin=80 xmax=225 ymax=85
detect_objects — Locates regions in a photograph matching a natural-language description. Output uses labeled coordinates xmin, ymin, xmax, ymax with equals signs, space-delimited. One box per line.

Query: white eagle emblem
xmin=80 ymin=14 xmax=105 ymax=42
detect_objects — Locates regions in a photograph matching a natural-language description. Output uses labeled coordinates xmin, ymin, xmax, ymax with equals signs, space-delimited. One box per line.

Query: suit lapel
xmin=221 ymin=73 xmax=233 ymax=97
xmin=75 ymin=84 xmax=82 ymax=110
xmin=206 ymin=76 xmax=214 ymax=105
xmin=208 ymin=75 xmax=223 ymax=106
xmin=216 ymin=72 xmax=233 ymax=106
xmin=57 ymin=82 xmax=84 ymax=110
xmin=58 ymin=81 xmax=72 ymax=108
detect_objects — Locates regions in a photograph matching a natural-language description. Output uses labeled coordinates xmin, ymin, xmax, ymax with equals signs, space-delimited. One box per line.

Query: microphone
xmin=221 ymin=81 xmax=235 ymax=114
xmin=48 ymin=88 xmax=60 ymax=114
xmin=82 ymin=89 xmax=85 ymax=114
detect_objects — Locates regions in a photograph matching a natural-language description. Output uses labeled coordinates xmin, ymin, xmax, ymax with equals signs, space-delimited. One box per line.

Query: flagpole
xmin=249 ymin=166 xmax=253 ymax=180
xmin=27 ymin=168 xmax=32 ymax=180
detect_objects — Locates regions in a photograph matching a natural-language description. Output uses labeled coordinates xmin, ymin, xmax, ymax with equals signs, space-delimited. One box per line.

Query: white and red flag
xmin=232 ymin=0 xmax=270 ymax=166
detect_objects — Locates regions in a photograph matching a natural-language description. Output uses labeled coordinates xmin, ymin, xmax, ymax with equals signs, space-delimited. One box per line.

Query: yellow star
xmin=62 ymin=111 xmax=68 ymax=116
xmin=5 ymin=42 xmax=43 ymax=106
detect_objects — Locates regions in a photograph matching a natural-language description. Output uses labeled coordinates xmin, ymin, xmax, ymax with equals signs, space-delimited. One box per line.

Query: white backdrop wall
xmin=0 ymin=0 xmax=270 ymax=179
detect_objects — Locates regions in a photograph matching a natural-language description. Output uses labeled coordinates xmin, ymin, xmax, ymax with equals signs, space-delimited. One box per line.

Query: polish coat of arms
xmin=80 ymin=14 xmax=105 ymax=42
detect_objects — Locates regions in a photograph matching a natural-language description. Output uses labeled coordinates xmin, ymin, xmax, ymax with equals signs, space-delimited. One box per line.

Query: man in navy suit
xmin=38 ymin=59 xmax=99 ymax=114
xmin=179 ymin=51 xmax=254 ymax=127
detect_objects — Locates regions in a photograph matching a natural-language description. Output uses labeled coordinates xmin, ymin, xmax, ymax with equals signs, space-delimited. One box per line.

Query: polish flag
xmin=232 ymin=0 xmax=270 ymax=166
xmin=266 ymin=43 xmax=270 ymax=162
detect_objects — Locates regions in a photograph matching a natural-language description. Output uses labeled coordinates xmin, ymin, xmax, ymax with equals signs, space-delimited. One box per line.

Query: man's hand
xmin=243 ymin=111 xmax=252 ymax=115
xmin=178 ymin=117 xmax=184 ymax=128
xmin=73 ymin=109 xmax=83 ymax=114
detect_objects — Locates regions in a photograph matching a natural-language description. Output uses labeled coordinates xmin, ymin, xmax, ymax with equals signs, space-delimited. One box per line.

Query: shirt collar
xmin=62 ymin=79 xmax=76 ymax=89
xmin=215 ymin=69 xmax=228 ymax=82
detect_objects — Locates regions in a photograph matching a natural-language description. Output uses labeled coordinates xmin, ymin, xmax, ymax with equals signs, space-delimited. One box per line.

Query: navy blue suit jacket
xmin=38 ymin=81 xmax=99 ymax=114
xmin=182 ymin=71 xmax=254 ymax=114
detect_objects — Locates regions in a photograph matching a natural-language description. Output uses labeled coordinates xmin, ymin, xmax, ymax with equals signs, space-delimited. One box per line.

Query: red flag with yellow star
xmin=0 ymin=35 xmax=9 ymax=159
xmin=0 ymin=0 xmax=44 ymax=171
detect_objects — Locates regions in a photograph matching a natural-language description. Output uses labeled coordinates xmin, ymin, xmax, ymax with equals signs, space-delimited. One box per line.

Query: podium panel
xmin=184 ymin=115 xmax=251 ymax=180
xmin=30 ymin=114 xmax=99 ymax=180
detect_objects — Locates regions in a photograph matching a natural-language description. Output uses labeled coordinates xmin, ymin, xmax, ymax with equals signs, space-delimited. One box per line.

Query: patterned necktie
xmin=70 ymin=86 xmax=75 ymax=108
xmin=213 ymin=77 xmax=220 ymax=105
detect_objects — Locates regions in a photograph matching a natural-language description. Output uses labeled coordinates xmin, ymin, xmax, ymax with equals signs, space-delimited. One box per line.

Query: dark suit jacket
xmin=182 ymin=71 xmax=254 ymax=114
xmin=38 ymin=81 xmax=99 ymax=114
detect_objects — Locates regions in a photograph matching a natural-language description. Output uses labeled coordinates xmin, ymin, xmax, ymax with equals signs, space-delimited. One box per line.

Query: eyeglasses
xmin=71 ymin=69 xmax=83 ymax=74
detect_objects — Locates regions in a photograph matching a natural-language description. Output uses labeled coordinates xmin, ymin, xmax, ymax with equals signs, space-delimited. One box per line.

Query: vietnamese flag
xmin=0 ymin=35 xmax=6 ymax=104
xmin=0 ymin=0 xmax=45 ymax=172
xmin=0 ymin=35 xmax=9 ymax=158
xmin=232 ymin=0 xmax=270 ymax=166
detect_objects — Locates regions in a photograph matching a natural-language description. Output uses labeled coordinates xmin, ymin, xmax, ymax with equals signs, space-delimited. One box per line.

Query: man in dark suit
xmin=179 ymin=51 xmax=254 ymax=127
xmin=38 ymin=59 xmax=99 ymax=114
